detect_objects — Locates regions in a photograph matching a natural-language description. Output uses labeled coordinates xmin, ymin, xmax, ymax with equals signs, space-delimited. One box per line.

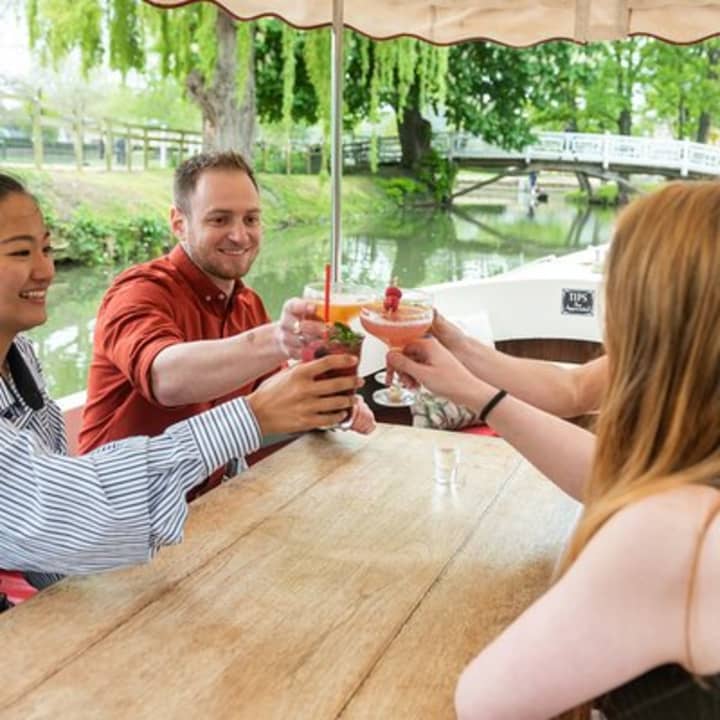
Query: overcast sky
xmin=0 ymin=4 xmax=32 ymax=83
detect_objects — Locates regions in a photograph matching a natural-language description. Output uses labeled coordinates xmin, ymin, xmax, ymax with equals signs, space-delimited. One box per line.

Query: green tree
xmin=26 ymin=0 xmax=256 ymax=156
xmin=644 ymin=39 xmax=720 ymax=141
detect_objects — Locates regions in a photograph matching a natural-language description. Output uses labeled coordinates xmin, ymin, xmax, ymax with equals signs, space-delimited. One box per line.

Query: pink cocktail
xmin=360 ymin=288 xmax=433 ymax=407
xmin=359 ymin=303 xmax=432 ymax=349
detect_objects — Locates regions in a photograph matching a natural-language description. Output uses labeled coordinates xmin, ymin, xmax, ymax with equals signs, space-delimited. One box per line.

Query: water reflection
xmin=29 ymin=195 xmax=615 ymax=397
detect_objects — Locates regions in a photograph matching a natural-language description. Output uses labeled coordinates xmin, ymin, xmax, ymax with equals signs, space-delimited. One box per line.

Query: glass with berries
xmin=359 ymin=281 xmax=433 ymax=407
xmin=300 ymin=322 xmax=365 ymax=429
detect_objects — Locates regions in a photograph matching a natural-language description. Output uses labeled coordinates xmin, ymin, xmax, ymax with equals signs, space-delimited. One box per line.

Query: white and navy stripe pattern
xmin=0 ymin=336 xmax=261 ymax=575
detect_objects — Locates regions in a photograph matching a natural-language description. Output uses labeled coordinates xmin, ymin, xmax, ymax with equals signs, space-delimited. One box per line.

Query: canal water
xmin=28 ymin=193 xmax=615 ymax=398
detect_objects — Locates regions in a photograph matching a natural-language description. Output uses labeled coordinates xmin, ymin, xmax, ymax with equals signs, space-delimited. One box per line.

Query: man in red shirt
xmin=79 ymin=151 xmax=373 ymax=493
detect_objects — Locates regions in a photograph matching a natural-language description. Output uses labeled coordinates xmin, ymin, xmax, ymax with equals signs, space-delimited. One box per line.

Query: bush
xmin=417 ymin=149 xmax=458 ymax=206
xmin=54 ymin=208 xmax=172 ymax=266
xmin=565 ymin=182 xmax=620 ymax=206
xmin=378 ymin=176 xmax=426 ymax=206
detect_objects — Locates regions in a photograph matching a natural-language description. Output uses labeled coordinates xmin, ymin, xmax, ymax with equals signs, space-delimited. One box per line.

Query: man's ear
xmin=169 ymin=205 xmax=187 ymax=240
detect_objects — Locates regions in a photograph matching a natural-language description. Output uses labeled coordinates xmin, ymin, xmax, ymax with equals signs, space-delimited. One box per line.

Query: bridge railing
xmin=448 ymin=131 xmax=720 ymax=176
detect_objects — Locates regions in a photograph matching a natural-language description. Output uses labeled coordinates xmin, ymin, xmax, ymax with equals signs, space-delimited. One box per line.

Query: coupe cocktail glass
xmin=303 ymin=281 xmax=375 ymax=325
xmin=359 ymin=289 xmax=433 ymax=407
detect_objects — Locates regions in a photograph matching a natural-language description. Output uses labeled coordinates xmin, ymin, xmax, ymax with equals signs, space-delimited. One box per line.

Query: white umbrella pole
xmin=330 ymin=0 xmax=344 ymax=282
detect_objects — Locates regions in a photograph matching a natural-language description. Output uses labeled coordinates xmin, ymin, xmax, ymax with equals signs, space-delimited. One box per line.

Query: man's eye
xmin=43 ymin=245 xmax=55 ymax=256
xmin=208 ymin=217 xmax=226 ymax=225
xmin=246 ymin=216 xmax=261 ymax=227
xmin=9 ymin=250 xmax=31 ymax=257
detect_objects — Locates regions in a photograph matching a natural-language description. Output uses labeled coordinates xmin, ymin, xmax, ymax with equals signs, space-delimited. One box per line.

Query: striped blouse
xmin=0 ymin=335 xmax=261 ymax=575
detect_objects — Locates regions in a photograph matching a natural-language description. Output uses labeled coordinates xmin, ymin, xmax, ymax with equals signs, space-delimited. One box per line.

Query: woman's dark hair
xmin=0 ymin=173 xmax=29 ymax=202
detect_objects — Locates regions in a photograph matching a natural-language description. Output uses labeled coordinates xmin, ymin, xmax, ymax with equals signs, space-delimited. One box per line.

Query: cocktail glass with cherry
xmin=300 ymin=322 xmax=365 ymax=429
xmin=359 ymin=284 xmax=433 ymax=408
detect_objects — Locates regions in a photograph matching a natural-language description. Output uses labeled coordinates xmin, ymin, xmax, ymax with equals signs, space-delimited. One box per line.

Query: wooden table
xmin=0 ymin=424 xmax=579 ymax=719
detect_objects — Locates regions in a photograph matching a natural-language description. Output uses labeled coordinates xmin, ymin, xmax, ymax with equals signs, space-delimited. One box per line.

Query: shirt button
xmin=205 ymin=295 xmax=211 ymax=302
xmin=218 ymin=293 xmax=225 ymax=300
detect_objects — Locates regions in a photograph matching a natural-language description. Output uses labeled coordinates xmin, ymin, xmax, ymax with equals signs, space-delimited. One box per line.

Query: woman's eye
xmin=9 ymin=250 xmax=31 ymax=257
xmin=43 ymin=245 xmax=54 ymax=256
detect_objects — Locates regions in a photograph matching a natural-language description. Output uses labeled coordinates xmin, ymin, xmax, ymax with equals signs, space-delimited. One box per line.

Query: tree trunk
xmin=698 ymin=47 xmax=720 ymax=143
xmin=617 ymin=108 xmax=632 ymax=135
xmin=678 ymin=100 xmax=686 ymax=139
xmin=236 ymin=27 xmax=257 ymax=159
xmin=697 ymin=111 xmax=711 ymax=143
xmin=397 ymin=105 xmax=432 ymax=170
xmin=185 ymin=10 xmax=256 ymax=159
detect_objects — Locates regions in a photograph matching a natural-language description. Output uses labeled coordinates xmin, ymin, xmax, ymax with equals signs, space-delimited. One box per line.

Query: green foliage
xmin=109 ymin=0 xmax=145 ymax=76
xmin=566 ymin=183 xmax=620 ymax=207
xmin=417 ymin=150 xmax=458 ymax=206
xmin=29 ymin=0 xmax=104 ymax=76
xmin=280 ymin=23 xmax=297 ymax=133
xmin=195 ymin=4 xmax=218 ymax=85
xmin=303 ymin=29 xmax=332 ymax=174
xmin=378 ymin=177 xmax=427 ymax=206
xmin=50 ymin=208 xmax=172 ymax=266
xmin=255 ymin=20 xmax=318 ymax=126
xmin=55 ymin=207 xmax=110 ymax=265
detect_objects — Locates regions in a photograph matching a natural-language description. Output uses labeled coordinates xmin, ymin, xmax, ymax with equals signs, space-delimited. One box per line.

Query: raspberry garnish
xmin=383 ymin=279 xmax=402 ymax=313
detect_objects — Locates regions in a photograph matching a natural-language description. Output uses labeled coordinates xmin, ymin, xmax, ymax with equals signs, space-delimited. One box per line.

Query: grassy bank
xmin=2 ymin=165 xmax=397 ymax=264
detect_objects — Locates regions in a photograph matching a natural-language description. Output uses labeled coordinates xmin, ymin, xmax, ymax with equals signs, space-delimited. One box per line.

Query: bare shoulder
xmin=576 ymin=484 xmax=719 ymax=603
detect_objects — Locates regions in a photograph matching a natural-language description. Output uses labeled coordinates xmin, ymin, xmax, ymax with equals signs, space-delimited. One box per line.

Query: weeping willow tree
xmin=344 ymin=32 xmax=449 ymax=170
xmin=25 ymin=0 xmax=256 ymax=156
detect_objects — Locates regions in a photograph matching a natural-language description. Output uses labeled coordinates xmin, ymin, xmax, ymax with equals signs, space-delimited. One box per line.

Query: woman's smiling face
xmin=0 ymin=192 xmax=55 ymax=340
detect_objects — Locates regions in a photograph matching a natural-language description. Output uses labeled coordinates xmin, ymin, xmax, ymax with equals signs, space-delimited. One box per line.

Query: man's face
xmin=0 ymin=193 xmax=55 ymax=339
xmin=171 ymin=169 xmax=262 ymax=288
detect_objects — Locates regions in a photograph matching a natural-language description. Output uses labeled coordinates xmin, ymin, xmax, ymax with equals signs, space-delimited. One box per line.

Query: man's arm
xmin=433 ymin=313 xmax=607 ymax=418
xmin=151 ymin=323 xmax=285 ymax=406
xmin=99 ymin=280 xmax=320 ymax=407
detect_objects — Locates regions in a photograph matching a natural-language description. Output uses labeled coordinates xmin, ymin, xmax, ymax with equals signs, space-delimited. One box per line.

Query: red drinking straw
xmin=323 ymin=263 xmax=331 ymax=323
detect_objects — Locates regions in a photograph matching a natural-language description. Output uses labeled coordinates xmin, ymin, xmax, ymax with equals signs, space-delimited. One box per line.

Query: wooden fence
xmin=0 ymin=91 xmax=406 ymax=173
xmin=0 ymin=91 xmax=202 ymax=171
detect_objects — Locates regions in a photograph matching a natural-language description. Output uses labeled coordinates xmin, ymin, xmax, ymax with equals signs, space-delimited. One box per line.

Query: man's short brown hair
xmin=173 ymin=151 xmax=258 ymax=214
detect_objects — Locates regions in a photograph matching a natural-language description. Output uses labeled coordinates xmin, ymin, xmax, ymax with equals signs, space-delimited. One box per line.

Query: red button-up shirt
xmin=79 ymin=245 xmax=274 ymax=490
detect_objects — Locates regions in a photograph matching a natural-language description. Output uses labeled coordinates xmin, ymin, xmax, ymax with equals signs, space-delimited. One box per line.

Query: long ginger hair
xmin=557 ymin=182 xmax=720 ymax=720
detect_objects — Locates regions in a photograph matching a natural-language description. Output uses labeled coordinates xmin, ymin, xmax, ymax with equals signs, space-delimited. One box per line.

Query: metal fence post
xmin=143 ymin=127 xmax=150 ymax=170
xmin=32 ymin=91 xmax=44 ymax=169
xmin=104 ymin=119 xmax=113 ymax=172
xmin=126 ymin=125 xmax=132 ymax=172
xmin=74 ymin=111 xmax=84 ymax=171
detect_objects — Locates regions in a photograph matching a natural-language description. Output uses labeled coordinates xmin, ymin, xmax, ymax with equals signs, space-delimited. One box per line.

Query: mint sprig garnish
xmin=331 ymin=321 xmax=364 ymax=349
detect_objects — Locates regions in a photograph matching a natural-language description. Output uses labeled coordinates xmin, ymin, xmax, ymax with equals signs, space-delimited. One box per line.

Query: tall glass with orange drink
xmin=303 ymin=281 xmax=374 ymax=325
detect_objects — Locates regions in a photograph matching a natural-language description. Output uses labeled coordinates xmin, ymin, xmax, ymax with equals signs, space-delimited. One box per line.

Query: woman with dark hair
xmin=0 ymin=173 xmax=361 ymax=606
xmin=390 ymin=182 xmax=720 ymax=718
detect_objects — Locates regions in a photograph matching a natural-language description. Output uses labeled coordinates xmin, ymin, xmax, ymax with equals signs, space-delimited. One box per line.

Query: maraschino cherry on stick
xmin=383 ymin=277 xmax=402 ymax=314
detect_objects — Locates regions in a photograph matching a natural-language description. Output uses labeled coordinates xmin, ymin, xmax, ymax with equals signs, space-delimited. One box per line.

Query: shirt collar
xmin=0 ymin=341 xmax=44 ymax=415
xmin=169 ymin=244 xmax=246 ymax=314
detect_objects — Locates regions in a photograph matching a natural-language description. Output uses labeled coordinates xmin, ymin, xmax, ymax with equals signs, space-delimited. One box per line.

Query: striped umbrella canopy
xmin=143 ymin=0 xmax=720 ymax=278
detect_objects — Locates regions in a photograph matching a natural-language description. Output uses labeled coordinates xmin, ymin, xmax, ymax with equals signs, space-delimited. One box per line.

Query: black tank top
xmin=597 ymin=664 xmax=720 ymax=718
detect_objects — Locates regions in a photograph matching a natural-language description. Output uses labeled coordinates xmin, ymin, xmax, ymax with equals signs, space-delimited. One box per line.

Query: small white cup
xmin=433 ymin=445 xmax=461 ymax=486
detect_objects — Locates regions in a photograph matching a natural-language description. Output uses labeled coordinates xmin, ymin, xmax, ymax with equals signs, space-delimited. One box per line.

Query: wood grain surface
xmin=0 ymin=425 xmax=579 ymax=720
